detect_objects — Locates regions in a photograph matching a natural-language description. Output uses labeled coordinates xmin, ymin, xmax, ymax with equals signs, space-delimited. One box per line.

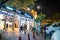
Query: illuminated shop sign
xmin=7 ymin=13 xmax=14 ymax=18
xmin=0 ymin=11 xmax=14 ymax=18
xmin=5 ymin=6 xmax=14 ymax=11
xmin=16 ymin=10 xmax=21 ymax=14
xmin=0 ymin=11 xmax=6 ymax=15
xmin=25 ymin=13 xmax=31 ymax=18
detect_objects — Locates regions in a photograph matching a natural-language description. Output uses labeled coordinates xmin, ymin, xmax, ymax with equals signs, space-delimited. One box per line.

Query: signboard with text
xmin=0 ymin=11 xmax=15 ymax=18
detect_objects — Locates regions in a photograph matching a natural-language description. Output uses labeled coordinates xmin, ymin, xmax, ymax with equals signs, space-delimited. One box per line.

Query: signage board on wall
xmin=0 ymin=11 xmax=6 ymax=15
xmin=0 ymin=11 xmax=14 ymax=18
xmin=7 ymin=14 xmax=14 ymax=18
xmin=7 ymin=13 xmax=14 ymax=18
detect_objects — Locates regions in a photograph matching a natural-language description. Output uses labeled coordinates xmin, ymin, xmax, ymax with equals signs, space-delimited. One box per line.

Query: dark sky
xmin=45 ymin=0 xmax=60 ymax=13
xmin=35 ymin=0 xmax=60 ymax=18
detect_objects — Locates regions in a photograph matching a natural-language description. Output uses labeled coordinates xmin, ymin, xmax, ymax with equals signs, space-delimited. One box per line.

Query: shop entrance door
xmin=6 ymin=16 xmax=13 ymax=30
xmin=14 ymin=15 xmax=20 ymax=31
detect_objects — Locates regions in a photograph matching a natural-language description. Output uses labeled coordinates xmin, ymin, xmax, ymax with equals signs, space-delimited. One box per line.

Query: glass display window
xmin=14 ymin=15 xmax=20 ymax=28
xmin=0 ymin=20 xmax=4 ymax=29
xmin=0 ymin=13 xmax=5 ymax=30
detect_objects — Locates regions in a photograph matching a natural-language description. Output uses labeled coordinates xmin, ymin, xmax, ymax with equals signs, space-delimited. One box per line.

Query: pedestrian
xmin=30 ymin=25 xmax=32 ymax=31
xmin=6 ymin=24 xmax=8 ymax=29
xmin=24 ymin=24 xmax=27 ymax=34
xmin=15 ymin=23 xmax=16 ymax=28
xmin=20 ymin=26 xmax=23 ymax=32
xmin=19 ymin=36 xmax=22 ymax=40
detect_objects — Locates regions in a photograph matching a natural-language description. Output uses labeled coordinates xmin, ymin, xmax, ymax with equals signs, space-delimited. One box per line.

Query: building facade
xmin=0 ymin=7 xmax=34 ymax=31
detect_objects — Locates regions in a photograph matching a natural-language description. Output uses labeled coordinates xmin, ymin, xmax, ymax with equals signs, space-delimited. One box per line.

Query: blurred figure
xmin=15 ymin=23 xmax=16 ymax=28
xmin=24 ymin=24 xmax=27 ymax=34
xmin=32 ymin=27 xmax=36 ymax=32
xmin=20 ymin=25 xmax=23 ymax=32
xmin=29 ymin=25 xmax=32 ymax=31
xmin=6 ymin=24 xmax=8 ymax=30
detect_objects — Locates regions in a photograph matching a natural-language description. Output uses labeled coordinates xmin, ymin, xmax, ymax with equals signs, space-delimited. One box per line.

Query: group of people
xmin=19 ymin=24 xmax=27 ymax=34
xmin=20 ymin=25 xmax=34 ymax=30
xmin=19 ymin=24 xmax=35 ymax=34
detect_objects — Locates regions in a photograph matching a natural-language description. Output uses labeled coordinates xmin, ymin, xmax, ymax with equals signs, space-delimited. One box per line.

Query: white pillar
xmin=19 ymin=15 xmax=21 ymax=30
xmin=11 ymin=12 xmax=15 ymax=30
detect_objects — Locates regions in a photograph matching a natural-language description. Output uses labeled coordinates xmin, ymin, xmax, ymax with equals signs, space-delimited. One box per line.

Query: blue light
xmin=25 ymin=13 xmax=27 ymax=16
xmin=6 ymin=6 xmax=14 ymax=11
xmin=25 ymin=13 xmax=31 ymax=18
xmin=16 ymin=10 xmax=21 ymax=13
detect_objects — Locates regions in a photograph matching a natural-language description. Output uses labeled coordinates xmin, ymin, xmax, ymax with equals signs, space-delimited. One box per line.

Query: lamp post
xmin=36 ymin=5 xmax=43 ymax=34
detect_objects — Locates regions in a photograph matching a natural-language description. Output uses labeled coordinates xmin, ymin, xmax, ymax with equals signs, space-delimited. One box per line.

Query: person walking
xmin=20 ymin=26 xmax=23 ymax=32
xmin=24 ymin=24 xmax=27 ymax=34
xmin=6 ymin=24 xmax=8 ymax=30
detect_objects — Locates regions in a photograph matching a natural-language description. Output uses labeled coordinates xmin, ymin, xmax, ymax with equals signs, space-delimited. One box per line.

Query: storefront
xmin=0 ymin=9 xmax=21 ymax=30
xmin=26 ymin=18 xmax=30 ymax=31
xmin=0 ymin=10 xmax=5 ymax=30
xmin=6 ymin=12 xmax=21 ymax=30
xmin=0 ymin=7 xmax=34 ymax=31
xmin=20 ymin=17 xmax=26 ymax=26
xmin=14 ymin=15 xmax=20 ymax=30
xmin=6 ymin=12 xmax=14 ymax=30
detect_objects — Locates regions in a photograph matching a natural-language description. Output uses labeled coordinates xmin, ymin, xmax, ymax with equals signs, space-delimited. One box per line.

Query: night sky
xmin=35 ymin=0 xmax=60 ymax=18
xmin=45 ymin=0 xmax=60 ymax=13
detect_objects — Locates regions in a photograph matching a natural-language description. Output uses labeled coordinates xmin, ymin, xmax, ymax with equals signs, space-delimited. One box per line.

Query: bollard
xmin=33 ymin=32 xmax=35 ymax=38
xmin=19 ymin=36 xmax=22 ymax=40
xmin=28 ymin=33 xmax=30 ymax=40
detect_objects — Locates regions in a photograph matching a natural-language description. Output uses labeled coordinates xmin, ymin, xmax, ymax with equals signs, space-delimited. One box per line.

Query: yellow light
xmin=23 ymin=7 xmax=27 ymax=10
xmin=27 ymin=8 xmax=30 ymax=11
xmin=23 ymin=7 xmax=37 ymax=19
xmin=31 ymin=9 xmax=37 ymax=19
xmin=31 ymin=9 xmax=34 ymax=12
xmin=34 ymin=11 xmax=37 ymax=19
